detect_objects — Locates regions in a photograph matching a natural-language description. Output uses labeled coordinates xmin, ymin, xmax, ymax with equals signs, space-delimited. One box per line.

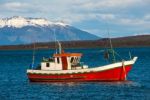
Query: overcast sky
xmin=0 ymin=0 xmax=150 ymax=37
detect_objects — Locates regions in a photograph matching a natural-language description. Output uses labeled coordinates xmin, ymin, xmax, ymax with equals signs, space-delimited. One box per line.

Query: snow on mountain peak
xmin=0 ymin=16 xmax=67 ymax=28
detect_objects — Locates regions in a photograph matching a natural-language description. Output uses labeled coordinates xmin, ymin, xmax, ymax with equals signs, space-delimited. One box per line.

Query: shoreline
xmin=0 ymin=35 xmax=150 ymax=50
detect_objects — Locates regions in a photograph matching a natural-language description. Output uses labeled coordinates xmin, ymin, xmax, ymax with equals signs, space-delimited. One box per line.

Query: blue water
xmin=0 ymin=47 xmax=150 ymax=100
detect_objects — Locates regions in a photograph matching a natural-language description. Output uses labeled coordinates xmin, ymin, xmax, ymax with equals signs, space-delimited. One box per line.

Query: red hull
xmin=27 ymin=65 xmax=132 ymax=82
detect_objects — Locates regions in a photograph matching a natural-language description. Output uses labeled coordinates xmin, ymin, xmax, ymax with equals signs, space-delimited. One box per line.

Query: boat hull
xmin=27 ymin=65 xmax=132 ymax=82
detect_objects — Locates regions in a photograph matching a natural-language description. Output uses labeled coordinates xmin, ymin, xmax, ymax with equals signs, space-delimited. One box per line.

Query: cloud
xmin=134 ymin=32 xmax=150 ymax=36
xmin=0 ymin=2 xmax=41 ymax=16
xmin=72 ymin=0 xmax=148 ymax=13
xmin=0 ymin=0 xmax=150 ymax=37
xmin=111 ymin=15 xmax=150 ymax=28
xmin=105 ymin=0 xmax=143 ymax=8
xmin=0 ymin=0 xmax=149 ymax=24
xmin=52 ymin=0 xmax=150 ymax=26
xmin=65 ymin=13 xmax=150 ymax=28
xmin=3 ymin=2 xmax=27 ymax=8
xmin=1 ymin=2 xmax=29 ymax=12
xmin=144 ymin=14 xmax=150 ymax=20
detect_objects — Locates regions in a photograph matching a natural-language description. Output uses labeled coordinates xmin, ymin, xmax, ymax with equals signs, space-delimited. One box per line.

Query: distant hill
xmin=0 ymin=16 xmax=99 ymax=45
xmin=0 ymin=35 xmax=150 ymax=50
xmin=110 ymin=35 xmax=150 ymax=47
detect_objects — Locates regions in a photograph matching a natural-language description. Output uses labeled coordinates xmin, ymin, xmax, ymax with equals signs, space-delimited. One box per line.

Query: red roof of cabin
xmin=53 ymin=53 xmax=82 ymax=57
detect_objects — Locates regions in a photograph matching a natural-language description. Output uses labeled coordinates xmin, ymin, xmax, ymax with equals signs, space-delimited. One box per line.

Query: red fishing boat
xmin=27 ymin=42 xmax=138 ymax=82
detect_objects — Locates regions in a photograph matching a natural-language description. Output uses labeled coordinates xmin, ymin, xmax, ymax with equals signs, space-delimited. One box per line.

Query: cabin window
xmin=57 ymin=58 xmax=60 ymax=64
xmin=75 ymin=57 xmax=79 ymax=63
xmin=70 ymin=57 xmax=74 ymax=63
xmin=46 ymin=63 xmax=49 ymax=67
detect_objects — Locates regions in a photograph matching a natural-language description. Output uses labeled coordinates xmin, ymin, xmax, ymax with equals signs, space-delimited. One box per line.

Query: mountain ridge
xmin=0 ymin=16 xmax=99 ymax=45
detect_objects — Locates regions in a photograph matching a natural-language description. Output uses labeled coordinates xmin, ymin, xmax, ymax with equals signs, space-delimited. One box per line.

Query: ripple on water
xmin=0 ymin=48 xmax=150 ymax=100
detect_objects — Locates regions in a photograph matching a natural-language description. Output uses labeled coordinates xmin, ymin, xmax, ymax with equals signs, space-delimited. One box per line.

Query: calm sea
xmin=0 ymin=47 xmax=150 ymax=100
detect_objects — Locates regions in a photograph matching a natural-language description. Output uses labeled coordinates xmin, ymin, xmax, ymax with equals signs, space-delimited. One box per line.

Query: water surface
xmin=0 ymin=47 xmax=150 ymax=100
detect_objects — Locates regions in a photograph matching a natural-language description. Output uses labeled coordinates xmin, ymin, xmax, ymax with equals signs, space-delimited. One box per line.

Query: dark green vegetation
xmin=0 ymin=35 xmax=150 ymax=50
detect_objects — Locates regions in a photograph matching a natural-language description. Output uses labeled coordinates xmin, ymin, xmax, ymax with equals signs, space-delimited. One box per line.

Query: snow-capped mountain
xmin=0 ymin=16 xmax=67 ymax=28
xmin=0 ymin=16 xmax=99 ymax=45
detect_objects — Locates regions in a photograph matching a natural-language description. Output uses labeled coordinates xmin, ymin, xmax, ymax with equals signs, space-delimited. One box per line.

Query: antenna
xmin=53 ymin=28 xmax=57 ymax=54
xmin=57 ymin=41 xmax=62 ymax=54
xmin=53 ymin=28 xmax=62 ymax=54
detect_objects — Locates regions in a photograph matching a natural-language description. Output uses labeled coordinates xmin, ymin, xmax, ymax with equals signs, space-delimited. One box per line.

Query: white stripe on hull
xmin=27 ymin=57 xmax=137 ymax=75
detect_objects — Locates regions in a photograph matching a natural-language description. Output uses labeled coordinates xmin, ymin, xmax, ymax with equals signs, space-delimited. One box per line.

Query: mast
xmin=31 ymin=42 xmax=36 ymax=69
xmin=106 ymin=22 xmax=116 ymax=63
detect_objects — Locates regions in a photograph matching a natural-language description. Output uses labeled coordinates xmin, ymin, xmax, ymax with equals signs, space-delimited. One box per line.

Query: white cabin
xmin=40 ymin=52 xmax=88 ymax=71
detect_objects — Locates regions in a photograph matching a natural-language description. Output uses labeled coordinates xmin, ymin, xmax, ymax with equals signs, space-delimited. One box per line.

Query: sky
xmin=0 ymin=0 xmax=150 ymax=37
